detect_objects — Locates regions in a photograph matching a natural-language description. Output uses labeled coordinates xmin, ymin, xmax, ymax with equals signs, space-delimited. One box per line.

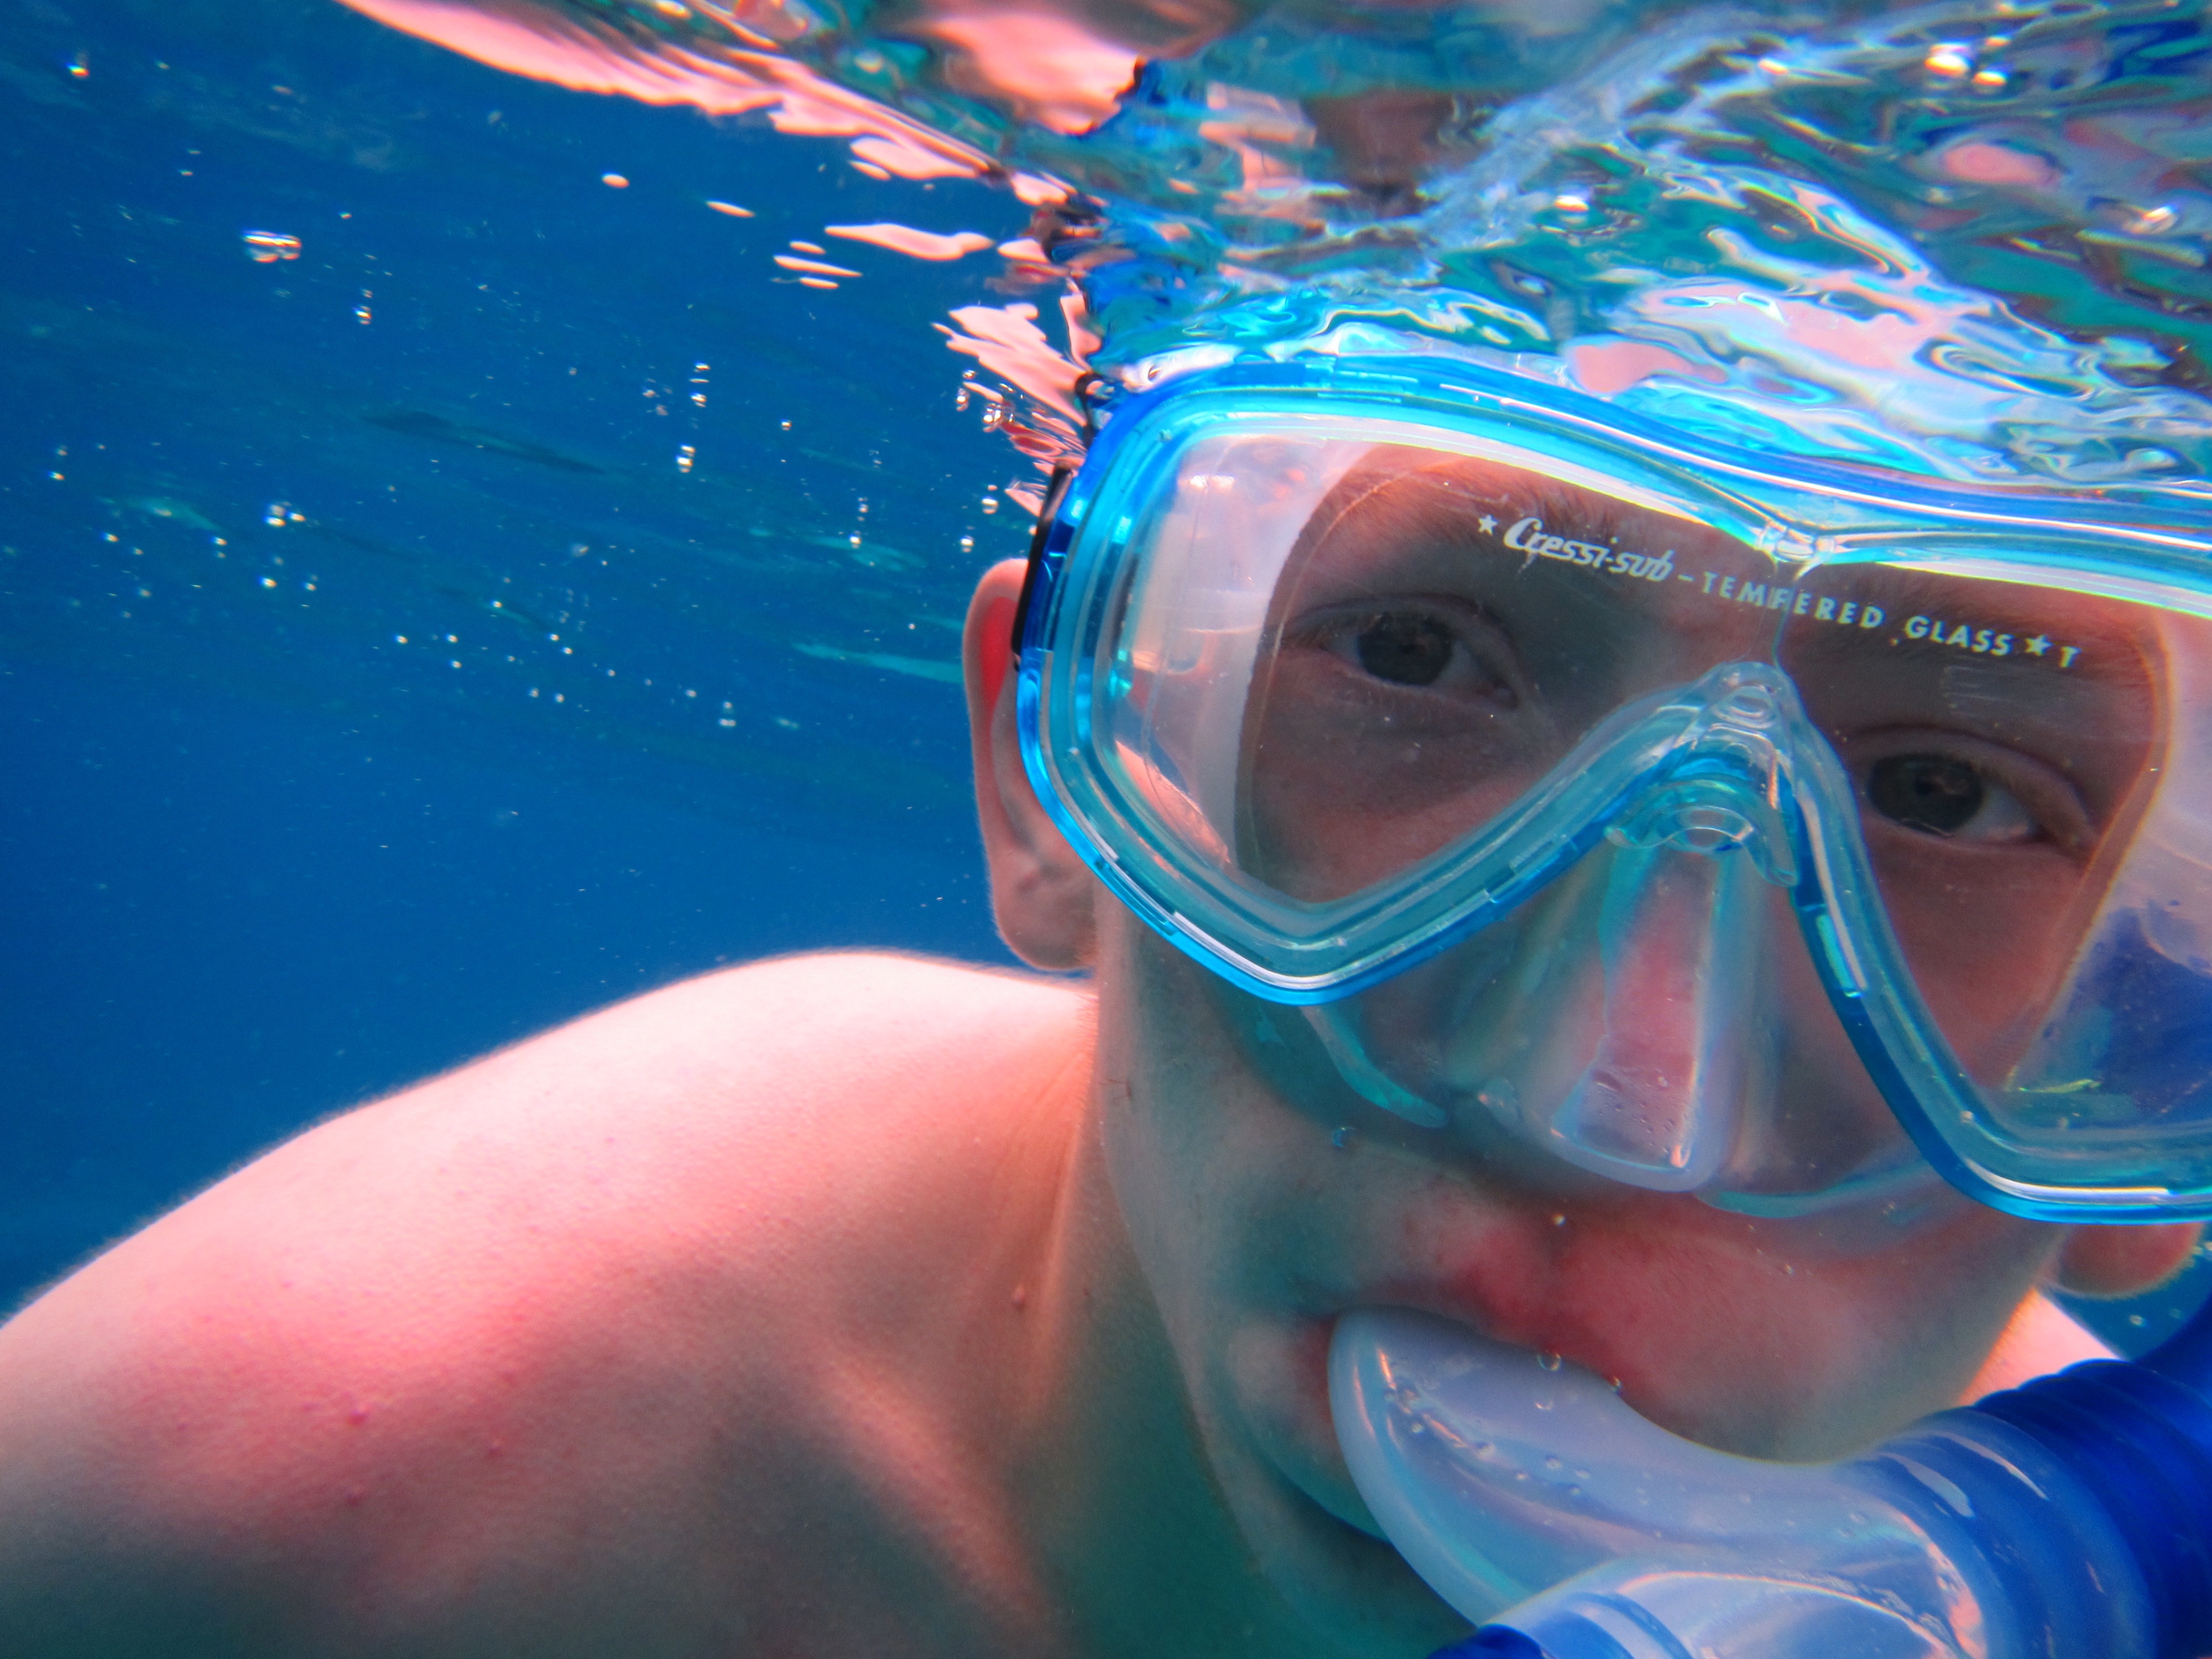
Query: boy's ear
xmin=964 ymin=559 xmax=1097 ymax=972
xmin=2053 ymin=1222 xmax=2203 ymax=1299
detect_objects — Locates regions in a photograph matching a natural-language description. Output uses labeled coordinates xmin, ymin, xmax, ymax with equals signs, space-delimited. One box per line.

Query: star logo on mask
xmin=2025 ymin=634 xmax=2052 ymax=656
xmin=1478 ymin=514 xmax=1498 ymax=535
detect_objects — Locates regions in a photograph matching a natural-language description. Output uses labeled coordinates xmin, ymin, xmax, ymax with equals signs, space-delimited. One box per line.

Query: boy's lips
xmin=1356 ymin=1281 xmax=1629 ymax=1390
xmin=1321 ymin=1209 xmax=1661 ymax=1401
xmin=1305 ymin=1176 xmax=1848 ymax=1413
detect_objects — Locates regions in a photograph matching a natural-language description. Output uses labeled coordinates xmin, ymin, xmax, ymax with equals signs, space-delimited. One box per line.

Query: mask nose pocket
xmin=1303 ymin=828 xmax=1792 ymax=1189
xmin=1540 ymin=838 xmax=1772 ymax=1190
xmin=1302 ymin=663 xmax=1811 ymax=1194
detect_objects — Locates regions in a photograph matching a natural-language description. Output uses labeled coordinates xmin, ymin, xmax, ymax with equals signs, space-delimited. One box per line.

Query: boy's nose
xmin=1302 ymin=662 xmax=1810 ymax=1185
xmin=1515 ymin=671 xmax=1804 ymax=1192
xmin=1536 ymin=839 xmax=1771 ymax=1190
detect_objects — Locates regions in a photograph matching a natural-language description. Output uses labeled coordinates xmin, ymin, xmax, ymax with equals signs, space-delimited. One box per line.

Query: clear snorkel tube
xmin=1331 ymin=1300 xmax=2212 ymax=1659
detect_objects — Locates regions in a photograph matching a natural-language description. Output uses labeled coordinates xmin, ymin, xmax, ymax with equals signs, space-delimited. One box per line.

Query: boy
xmin=0 ymin=534 xmax=2195 ymax=1655
xmin=6 ymin=2 xmax=2209 ymax=1650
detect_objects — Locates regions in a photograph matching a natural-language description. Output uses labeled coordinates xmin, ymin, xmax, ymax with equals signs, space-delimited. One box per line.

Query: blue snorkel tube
xmin=1332 ymin=1298 xmax=2212 ymax=1659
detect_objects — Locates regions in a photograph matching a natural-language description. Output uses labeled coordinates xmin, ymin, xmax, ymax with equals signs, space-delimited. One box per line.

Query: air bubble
xmin=242 ymin=229 xmax=301 ymax=263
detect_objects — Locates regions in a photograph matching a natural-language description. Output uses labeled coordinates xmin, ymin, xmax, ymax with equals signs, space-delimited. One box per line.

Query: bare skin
xmin=0 ymin=950 xmax=1348 ymax=1658
xmin=0 ymin=561 xmax=2194 ymax=1659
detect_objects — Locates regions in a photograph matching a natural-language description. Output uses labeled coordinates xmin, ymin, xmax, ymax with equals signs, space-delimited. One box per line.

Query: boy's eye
xmin=1352 ymin=614 xmax=1455 ymax=686
xmin=1290 ymin=599 xmax=1525 ymax=714
xmin=1866 ymin=753 xmax=2035 ymax=843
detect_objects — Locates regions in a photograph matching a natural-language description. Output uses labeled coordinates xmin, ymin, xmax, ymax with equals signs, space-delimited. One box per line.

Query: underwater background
xmin=7 ymin=0 xmax=2211 ymax=1350
xmin=1 ymin=0 xmax=1032 ymax=1315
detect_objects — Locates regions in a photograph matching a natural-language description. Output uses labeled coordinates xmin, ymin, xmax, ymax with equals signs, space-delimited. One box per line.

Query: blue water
xmin=7 ymin=0 xmax=2208 ymax=1352
xmin=0 ymin=0 xmax=1033 ymax=1312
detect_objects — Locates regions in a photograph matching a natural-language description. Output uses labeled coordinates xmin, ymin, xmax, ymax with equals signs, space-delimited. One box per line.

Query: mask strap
xmin=1010 ymin=462 xmax=1077 ymax=654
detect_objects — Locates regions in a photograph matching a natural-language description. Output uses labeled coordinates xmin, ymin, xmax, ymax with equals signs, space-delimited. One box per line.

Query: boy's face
xmin=1082 ymin=901 xmax=2065 ymax=1637
xmin=940 ymin=3 xmax=2209 ymax=1626
xmin=963 ymin=417 xmax=2205 ymax=1630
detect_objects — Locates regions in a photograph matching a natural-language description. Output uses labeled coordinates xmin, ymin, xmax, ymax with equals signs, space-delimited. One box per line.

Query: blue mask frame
xmin=1014 ymin=353 xmax=2212 ymax=1221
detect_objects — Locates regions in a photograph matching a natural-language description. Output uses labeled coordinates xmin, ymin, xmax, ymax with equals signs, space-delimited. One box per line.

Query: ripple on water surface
xmin=342 ymin=0 xmax=2212 ymax=488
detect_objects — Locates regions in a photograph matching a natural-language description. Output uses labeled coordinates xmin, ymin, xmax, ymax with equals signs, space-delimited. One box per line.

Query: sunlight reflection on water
xmin=342 ymin=0 xmax=2212 ymax=490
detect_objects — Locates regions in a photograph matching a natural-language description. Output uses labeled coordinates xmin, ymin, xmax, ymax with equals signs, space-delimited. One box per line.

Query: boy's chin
xmin=1203 ymin=1316 xmax=1472 ymax=1647
xmin=1225 ymin=1425 xmax=1467 ymax=1651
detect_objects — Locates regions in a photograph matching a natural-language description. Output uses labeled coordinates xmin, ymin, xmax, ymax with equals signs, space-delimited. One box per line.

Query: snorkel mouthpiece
xmin=1331 ymin=1303 xmax=2212 ymax=1659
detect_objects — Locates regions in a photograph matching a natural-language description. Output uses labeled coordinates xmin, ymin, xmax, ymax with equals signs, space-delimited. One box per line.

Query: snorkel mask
xmin=1018 ymin=352 xmax=2212 ymax=1223
xmin=1011 ymin=351 xmax=2212 ymax=1658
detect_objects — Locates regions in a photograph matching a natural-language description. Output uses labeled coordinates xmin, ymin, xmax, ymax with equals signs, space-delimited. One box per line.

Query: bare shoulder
xmin=4 ymin=950 xmax=1094 ymax=1333
xmin=379 ymin=946 xmax=1097 ymax=1159
xmin=0 ymin=952 xmax=1095 ymax=1656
